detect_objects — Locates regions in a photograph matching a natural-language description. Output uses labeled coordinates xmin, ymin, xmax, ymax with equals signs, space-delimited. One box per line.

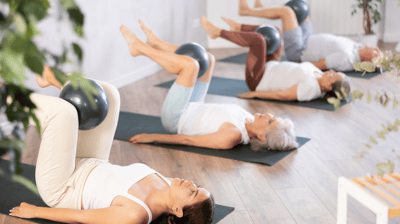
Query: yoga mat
xmin=218 ymin=52 xmax=381 ymax=79
xmin=156 ymin=77 xmax=349 ymax=111
xmin=218 ymin=52 xmax=288 ymax=64
xmin=115 ymin=112 xmax=310 ymax=166
xmin=0 ymin=159 xmax=234 ymax=224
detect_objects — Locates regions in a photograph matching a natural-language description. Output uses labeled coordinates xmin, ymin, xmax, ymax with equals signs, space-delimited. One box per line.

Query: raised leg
xmin=139 ymin=20 xmax=179 ymax=53
xmin=35 ymin=63 xmax=120 ymax=161
xmin=202 ymin=17 xmax=266 ymax=91
xmin=120 ymin=25 xmax=199 ymax=88
xmin=75 ymin=81 xmax=120 ymax=160
xmin=31 ymin=93 xmax=79 ymax=207
xmin=239 ymin=0 xmax=298 ymax=32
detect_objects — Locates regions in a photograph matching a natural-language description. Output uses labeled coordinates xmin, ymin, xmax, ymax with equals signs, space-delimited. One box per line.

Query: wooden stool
xmin=337 ymin=173 xmax=400 ymax=224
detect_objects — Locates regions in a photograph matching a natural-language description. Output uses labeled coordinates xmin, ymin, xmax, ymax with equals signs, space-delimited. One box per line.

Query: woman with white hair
xmin=123 ymin=20 xmax=298 ymax=151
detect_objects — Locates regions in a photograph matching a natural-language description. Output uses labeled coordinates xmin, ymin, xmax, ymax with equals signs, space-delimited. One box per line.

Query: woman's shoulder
xmin=111 ymin=197 xmax=150 ymax=224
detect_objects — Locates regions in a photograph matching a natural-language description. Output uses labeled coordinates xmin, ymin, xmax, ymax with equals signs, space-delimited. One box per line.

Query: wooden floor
xmin=2 ymin=41 xmax=400 ymax=224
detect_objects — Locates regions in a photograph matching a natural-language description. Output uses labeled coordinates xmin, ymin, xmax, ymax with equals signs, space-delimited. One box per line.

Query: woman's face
xmin=252 ymin=113 xmax=281 ymax=138
xmin=170 ymin=178 xmax=210 ymax=212
xmin=321 ymin=70 xmax=345 ymax=90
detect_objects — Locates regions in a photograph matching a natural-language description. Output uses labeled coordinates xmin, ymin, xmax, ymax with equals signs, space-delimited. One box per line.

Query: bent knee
xmin=182 ymin=56 xmax=200 ymax=75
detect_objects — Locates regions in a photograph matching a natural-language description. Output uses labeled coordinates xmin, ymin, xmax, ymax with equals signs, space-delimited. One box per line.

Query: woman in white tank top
xmin=122 ymin=21 xmax=298 ymax=151
xmin=10 ymin=45 xmax=214 ymax=224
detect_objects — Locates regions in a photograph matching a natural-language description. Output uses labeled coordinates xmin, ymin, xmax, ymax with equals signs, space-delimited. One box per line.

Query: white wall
xmin=25 ymin=0 xmax=207 ymax=96
xmin=382 ymin=0 xmax=400 ymax=42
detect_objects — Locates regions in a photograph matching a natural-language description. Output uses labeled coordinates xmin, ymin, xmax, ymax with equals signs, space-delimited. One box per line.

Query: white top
xmin=300 ymin=33 xmax=363 ymax=71
xmin=256 ymin=61 xmax=323 ymax=101
xmin=177 ymin=103 xmax=253 ymax=144
xmin=82 ymin=162 xmax=171 ymax=224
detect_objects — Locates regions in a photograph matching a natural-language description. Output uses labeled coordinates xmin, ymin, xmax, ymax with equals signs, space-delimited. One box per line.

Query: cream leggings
xmin=30 ymin=81 xmax=120 ymax=210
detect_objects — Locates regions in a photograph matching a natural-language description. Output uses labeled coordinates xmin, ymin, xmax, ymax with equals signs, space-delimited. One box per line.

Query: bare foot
xmin=138 ymin=20 xmax=159 ymax=48
xmin=221 ymin=17 xmax=241 ymax=32
xmin=36 ymin=65 xmax=62 ymax=89
xmin=120 ymin=25 xmax=145 ymax=57
xmin=239 ymin=0 xmax=251 ymax=16
xmin=201 ymin=16 xmax=221 ymax=39
xmin=254 ymin=0 xmax=264 ymax=8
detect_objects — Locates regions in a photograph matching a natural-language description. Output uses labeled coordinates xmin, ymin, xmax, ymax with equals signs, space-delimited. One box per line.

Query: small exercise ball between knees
xmin=254 ymin=25 xmax=281 ymax=55
xmin=59 ymin=80 xmax=109 ymax=130
xmin=174 ymin=43 xmax=210 ymax=78
xmin=284 ymin=0 xmax=310 ymax=25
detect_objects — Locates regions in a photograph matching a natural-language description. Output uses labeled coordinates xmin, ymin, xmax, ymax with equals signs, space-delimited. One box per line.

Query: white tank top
xmin=82 ymin=162 xmax=171 ymax=224
xmin=177 ymin=102 xmax=253 ymax=144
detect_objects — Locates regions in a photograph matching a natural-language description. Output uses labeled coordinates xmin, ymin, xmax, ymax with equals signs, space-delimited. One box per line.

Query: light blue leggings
xmin=161 ymin=81 xmax=210 ymax=133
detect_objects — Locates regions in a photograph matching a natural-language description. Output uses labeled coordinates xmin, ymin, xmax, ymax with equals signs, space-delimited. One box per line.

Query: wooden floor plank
xmin=229 ymin=168 xmax=296 ymax=224
xmin=275 ymin=187 xmax=337 ymax=224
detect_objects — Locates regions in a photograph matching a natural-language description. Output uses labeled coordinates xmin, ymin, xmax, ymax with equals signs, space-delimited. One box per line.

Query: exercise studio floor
xmin=2 ymin=42 xmax=400 ymax=224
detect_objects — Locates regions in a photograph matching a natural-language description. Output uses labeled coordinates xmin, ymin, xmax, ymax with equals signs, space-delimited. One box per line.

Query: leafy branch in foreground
xmin=0 ymin=0 xmax=96 ymax=195
xmin=331 ymin=50 xmax=400 ymax=176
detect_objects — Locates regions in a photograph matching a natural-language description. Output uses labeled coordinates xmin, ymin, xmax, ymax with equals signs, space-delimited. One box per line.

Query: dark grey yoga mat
xmin=218 ymin=52 xmax=381 ymax=79
xmin=155 ymin=77 xmax=349 ymax=111
xmin=115 ymin=112 xmax=310 ymax=166
xmin=0 ymin=159 xmax=234 ymax=224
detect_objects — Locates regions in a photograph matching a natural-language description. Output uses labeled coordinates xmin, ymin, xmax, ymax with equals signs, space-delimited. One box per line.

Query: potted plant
xmin=351 ymin=0 xmax=383 ymax=47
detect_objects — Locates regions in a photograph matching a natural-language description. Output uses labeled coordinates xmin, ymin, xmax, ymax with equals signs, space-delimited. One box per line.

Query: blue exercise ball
xmin=175 ymin=43 xmax=210 ymax=78
xmin=285 ymin=0 xmax=309 ymax=25
xmin=254 ymin=25 xmax=281 ymax=55
xmin=59 ymin=80 xmax=109 ymax=130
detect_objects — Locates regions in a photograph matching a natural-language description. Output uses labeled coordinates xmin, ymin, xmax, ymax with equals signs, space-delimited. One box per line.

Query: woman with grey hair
xmin=124 ymin=20 xmax=298 ymax=151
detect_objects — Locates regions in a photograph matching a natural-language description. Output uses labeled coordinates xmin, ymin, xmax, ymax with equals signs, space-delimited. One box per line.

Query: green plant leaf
xmin=382 ymin=61 xmax=392 ymax=73
xmin=341 ymin=87 xmax=349 ymax=99
xmin=375 ymin=92 xmax=380 ymax=102
xmin=364 ymin=144 xmax=371 ymax=149
xmin=22 ymin=1 xmax=49 ymax=21
xmin=387 ymin=160 xmax=394 ymax=173
xmin=13 ymin=13 xmax=27 ymax=37
xmin=377 ymin=169 xmax=384 ymax=177
xmin=60 ymin=0 xmax=77 ymax=10
xmin=73 ymin=25 xmax=84 ymax=38
xmin=68 ymin=73 xmax=99 ymax=109
xmin=351 ymin=90 xmax=364 ymax=101
xmin=67 ymin=8 xmax=84 ymax=26
xmin=24 ymin=54 xmax=44 ymax=75
xmin=367 ymin=90 xmax=371 ymax=103
xmin=353 ymin=62 xmax=363 ymax=71
xmin=383 ymin=92 xmax=389 ymax=108
xmin=327 ymin=97 xmax=340 ymax=110
xmin=50 ymin=67 xmax=68 ymax=86
xmin=26 ymin=15 xmax=42 ymax=38
xmin=370 ymin=136 xmax=377 ymax=144
xmin=72 ymin=43 xmax=83 ymax=63
xmin=0 ymin=48 xmax=25 ymax=84
xmin=360 ymin=62 xmax=376 ymax=72
xmin=376 ymin=131 xmax=385 ymax=140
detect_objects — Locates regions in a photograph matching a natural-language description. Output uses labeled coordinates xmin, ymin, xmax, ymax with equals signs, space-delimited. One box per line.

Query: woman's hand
xmin=129 ymin=134 xmax=155 ymax=144
xmin=237 ymin=91 xmax=256 ymax=99
xmin=9 ymin=202 xmax=36 ymax=219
